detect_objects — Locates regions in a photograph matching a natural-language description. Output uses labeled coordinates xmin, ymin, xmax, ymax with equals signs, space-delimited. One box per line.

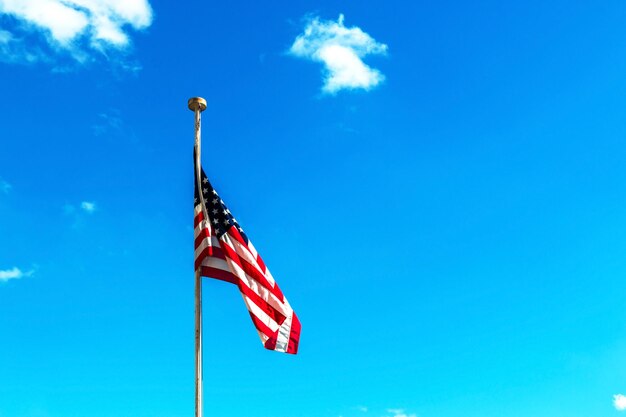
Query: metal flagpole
xmin=189 ymin=96 xmax=207 ymax=417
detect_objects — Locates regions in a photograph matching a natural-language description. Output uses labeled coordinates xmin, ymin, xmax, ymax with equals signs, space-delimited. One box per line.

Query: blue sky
xmin=2 ymin=1 xmax=626 ymax=416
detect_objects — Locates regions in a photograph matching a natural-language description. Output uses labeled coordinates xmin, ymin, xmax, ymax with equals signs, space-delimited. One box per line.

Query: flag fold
xmin=194 ymin=155 xmax=301 ymax=354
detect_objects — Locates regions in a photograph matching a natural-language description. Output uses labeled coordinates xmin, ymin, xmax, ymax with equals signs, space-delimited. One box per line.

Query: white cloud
xmin=387 ymin=409 xmax=416 ymax=417
xmin=0 ymin=29 xmax=12 ymax=43
xmin=357 ymin=406 xmax=368 ymax=412
xmin=63 ymin=201 xmax=96 ymax=229
xmin=0 ymin=0 xmax=152 ymax=63
xmin=614 ymin=394 xmax=626 ymax=411
xmin=0 ymin=30 xmax=52 ymax=64
xmin=0 ymin=267 xmax=33 ymax=282
xmin=0 ymin=178 xmax=11 ymax=193
xmin=64 ymin=201 xmax=96 ymax=215
xmin=92 ymin=110 xmax=123 ymax=136
xmin=80 ymin=201 xmax=96 ymax=212
xmin=289 ymin=14 xmax=388 ymax=94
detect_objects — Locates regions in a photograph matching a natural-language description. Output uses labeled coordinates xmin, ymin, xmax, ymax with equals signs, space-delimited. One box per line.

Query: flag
xmin=193 ymin=156 xmax=301 ymax=354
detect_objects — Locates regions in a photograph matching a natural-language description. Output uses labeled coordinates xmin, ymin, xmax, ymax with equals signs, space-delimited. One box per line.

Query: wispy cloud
xmin=0 ymin=0 xmax=153 ymax=65
xmin=614 ymin=394 xmax=626 ymax=411
xmin=80 ymin=201 xmax=96 ymax=213
xmin=0 ymin=267 xmax=33 ymax=282
xmin=63 ymin=200 xmax=97 ymax=229
xmin=387 ymin=409 xmax=416 ymax=417
xmin=92 ymin=110 xmax=123 ymax=136
xmin=289 ymin=14 xmax=388 ymax=94
xmin=0 ymin=178 xmax=11 ymax=193
xmin=64 ymin=201 xmax=97 ymax=214
xmin=356 ymin=406 xmax=368 ymax=413
xmin=0 ymin=29 xmax=46 ymax=64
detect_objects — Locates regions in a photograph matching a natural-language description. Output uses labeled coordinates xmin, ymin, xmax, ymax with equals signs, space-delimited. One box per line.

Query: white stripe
xmin=221 ymin=233 xmax=265 ymax=278
xmin=201 ymin=256 xmax=230 ymax=272
xmin=201 ymin=255 xmax=291 ymax=320
xmin=221 ymin=235 xmax=278 ymax=294
xmin=194 ymin=235 xmax=220 ymax=256
xmin=264 ymin=268 xmax=276 ymax=287
xmin=194 ymin=220 xmax=212 ymax=240
xmin=247 ymin=240 xmax=258 ymax=258
xmin=245 ymin=240 xmax=276 ymax=287
xmin=274 ymin=312 xmax=293 ymax=352
xmin=242 ymin=294 xmax=280 ymax=332
xmin=256 ymin=329 xmax=270 ymax=344
xmin=196 ymin=223 xmax=296 ymax=351
xmin=198 ymin=240 xmax=289 ymax=318
xmin=220 ymin=255 xmax=291 ymax=318
xmin=194 ymin=239 xmax=210 ymax=261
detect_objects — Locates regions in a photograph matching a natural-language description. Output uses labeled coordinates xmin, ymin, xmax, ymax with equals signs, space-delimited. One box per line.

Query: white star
xmin=212 ymin=198 xmax=218 ymax=204
xmin=212 ymin=190 xmax=218 ymax=195
xmin=203 ymin=177 xmax=208 ymax=184
xmin=212 ymin=218 xmax=219 ymax=225
xmin=203 ymin=188 xmax=208 ymax=194
xmin=212 ymin=209 xmax=218 ymax=214
xmin=223 ymin=210 xmax=228 ymax=215
xmin=223 ymin=219 xmax=230 ymax=225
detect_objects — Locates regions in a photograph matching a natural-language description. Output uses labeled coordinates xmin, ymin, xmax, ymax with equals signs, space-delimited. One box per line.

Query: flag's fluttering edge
xmin=193 ymin=157 xmax=301 ymax=354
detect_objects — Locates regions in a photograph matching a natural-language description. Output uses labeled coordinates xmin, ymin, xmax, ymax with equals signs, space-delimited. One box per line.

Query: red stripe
xmin=252 ymin=253 xmax=283 ymax=300
xmin=225 ymin=229 xmax=257 ymax=265
xmin=194 ymin=183 xmax=300 ymax=354
xmin=223 ymin=234 xmax=280 ymax=299
xmin=264 ymin=314 xmax=300 ymax=354
xmin=199 ymin=266 xmax=238 ymax=285
xmin=287 ymin=313 xmax=301 ymax=354
xmin=194 ymin=210 xmax=204 ymax=227
xmin=248 ymin=312 xmax=276 ymax=340
xmin=264 ymin=335 xmax=277 ymax=351
xmin=238 ymin=282 xmax=286 ymax=326
xmin=255 ymin=253 xmax=267 ymax=274
xmin=198 ymin=252 xmax=286 ymax=326
xmin=197 ymin=245 xmax=226 ymax=260
xmin=222 ymin=242 xmax=272 ymax=291
xmin=210 ymin=246 xmax=226 ymax=259
xmin=196 ymin=248 xmax=286 ymax=325
xmin=194 ymin=228 xmax=211 ymax=249
xmin=199 ymin=264 xmax=285 ymax=327
xmin=227 ymin=229 xmax=267 ymax=275
xmin=194 ymin=240 xmax=224 ymax=271
xmin=194 ymin=247 xmax=211 ymax=270
xmin=220 ymin=240 xmax=284 ymax=301
xmin=227 ymin=227 xmax=249 ymax=249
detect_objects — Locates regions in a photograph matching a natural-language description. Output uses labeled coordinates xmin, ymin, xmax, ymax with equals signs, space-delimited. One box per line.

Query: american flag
xmin=193 ymin=158 xmax=301 ymax=354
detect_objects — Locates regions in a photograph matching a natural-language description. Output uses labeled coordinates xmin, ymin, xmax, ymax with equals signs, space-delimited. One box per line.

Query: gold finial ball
xmin=188 ymin=97 xmax=207 ymax=112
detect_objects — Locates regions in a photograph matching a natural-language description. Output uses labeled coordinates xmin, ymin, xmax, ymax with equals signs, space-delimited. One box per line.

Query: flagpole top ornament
xmin=188 ymin=97 xmax=207 ymax=112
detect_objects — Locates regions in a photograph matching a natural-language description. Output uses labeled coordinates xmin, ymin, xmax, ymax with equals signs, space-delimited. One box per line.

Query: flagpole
xmin=189 ymin=96 xmax=207 ymax=417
